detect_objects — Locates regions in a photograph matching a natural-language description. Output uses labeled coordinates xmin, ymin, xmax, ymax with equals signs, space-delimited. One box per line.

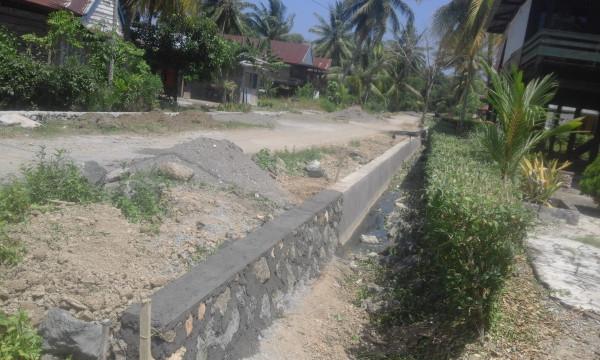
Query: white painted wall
xmin=83 ymin=0 xmax=123 ymax=35
xmin=502 ymin=0 xmax=532 ymax=66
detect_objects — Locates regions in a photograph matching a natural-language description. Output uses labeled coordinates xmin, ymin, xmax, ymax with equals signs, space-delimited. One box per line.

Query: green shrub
xmin=21 ymin=147 xmax=100 ymax=204
xmin=295 ymin=83 xmax=314 ymax=99
xmin=109 ymin=173 xmax=167 ymax=223
xmin=252 ymin=148 xmax=277 ymax=170
xmin=113 ymin=73 xmax=163 ymax=112
xmin=0 ymin=178 xmax=30 ymax=223
xmin=0 ymin=222 xmax=22 ymax=267
xmin=326 ymin=81 xmax=342 ymax=106
xmin=424 ymin=123 xmax=531 ymax=335
xmin=0 ymin=311 xmax=42 ymax=359
xmin=580 ymin=155 xmax=600 ymax=205
xmin=318 ymin=99 xmax=337 ymax=113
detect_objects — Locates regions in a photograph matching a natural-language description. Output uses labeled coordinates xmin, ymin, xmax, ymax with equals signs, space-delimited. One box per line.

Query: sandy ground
xmin=0 ymin=111 xmax=420 ymax=177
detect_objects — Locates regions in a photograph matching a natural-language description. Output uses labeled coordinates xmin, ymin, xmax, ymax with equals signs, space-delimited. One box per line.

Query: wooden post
xmin=97 ymin=319 xmax=110 ymax=360
xmin=140 ymin=299 xmax=152 ymax=360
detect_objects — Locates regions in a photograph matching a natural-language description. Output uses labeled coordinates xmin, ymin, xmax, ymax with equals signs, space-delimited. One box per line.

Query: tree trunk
xmin=459 ymin=60 xmax=474 ymax=133
xmin=420 ymin=80 xmax=433 ymax=128
xmin=147 ymin=0 xmax=155 ymax=27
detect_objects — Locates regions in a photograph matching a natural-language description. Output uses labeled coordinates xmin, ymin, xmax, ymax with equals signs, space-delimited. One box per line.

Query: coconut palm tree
xmin=343 ymin=0 xmax=414 ymax=46
xmin=340 ymin=0 xmax=415 ymax=81
xmin=247 ymin=0 xmax=300 ymax=41
xmin=202 ymin=0 xmax=256 ymax=35
xmin=121 ymin=0 xmax=199 ymax=40
xmin=433 ymin=0 xmax=494 ymax=130
xmin=309 ymin=1 xmax=353 ymax=67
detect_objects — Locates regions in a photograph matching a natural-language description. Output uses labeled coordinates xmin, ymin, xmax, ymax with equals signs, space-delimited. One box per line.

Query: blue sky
xmin=245 ymin=0 xmax=450 ymax=41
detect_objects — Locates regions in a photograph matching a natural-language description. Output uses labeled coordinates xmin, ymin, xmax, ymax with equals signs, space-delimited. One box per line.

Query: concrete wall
xmin=502 ymin=0 xmax=532 ymax=67
xmin=332 ymin=136 xmax=422 ymax=244
xmin=116 ymin=136 xmax=422 ymax=360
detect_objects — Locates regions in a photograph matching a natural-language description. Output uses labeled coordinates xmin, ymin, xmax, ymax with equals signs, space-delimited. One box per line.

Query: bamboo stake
xmin=97 ymin=319 xmax=110 ymax=360
xmin=140 ymin=299 xmax=152 ymax=360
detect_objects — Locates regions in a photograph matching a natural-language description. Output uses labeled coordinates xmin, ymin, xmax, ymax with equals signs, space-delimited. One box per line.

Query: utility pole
xmin=108 ymin=0 xmax=118 ymax=87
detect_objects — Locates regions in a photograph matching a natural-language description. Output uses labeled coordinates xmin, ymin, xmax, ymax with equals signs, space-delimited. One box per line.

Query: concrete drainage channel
xmin=109 ymin=135 xmax=423 ymax=360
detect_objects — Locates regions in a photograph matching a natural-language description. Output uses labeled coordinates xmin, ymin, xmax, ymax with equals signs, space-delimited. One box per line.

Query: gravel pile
xmin=129 ymin=137 xmax=293 ymax=207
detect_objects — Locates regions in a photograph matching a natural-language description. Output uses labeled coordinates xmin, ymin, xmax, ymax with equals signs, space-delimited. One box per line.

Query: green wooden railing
xmin=521 ymin=29 xmax=600 ymax=66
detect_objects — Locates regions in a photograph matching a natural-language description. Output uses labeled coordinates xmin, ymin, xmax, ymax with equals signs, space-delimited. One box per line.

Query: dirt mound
xmin=0 ymin=185 xmax=272 ymax=330
xmin=129 ymin=137 xmax=293 ymax=207
xmin=118 ymin=109 xmax=171 ymax=123
xmin=328 ymin=106 xmax=383 ymax=123
xmin=171 ymin=110 xmax=217 ymax=125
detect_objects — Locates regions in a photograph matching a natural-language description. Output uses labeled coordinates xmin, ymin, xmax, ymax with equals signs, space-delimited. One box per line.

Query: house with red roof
xmin=188 ymin=34 xmax=331 ymax=105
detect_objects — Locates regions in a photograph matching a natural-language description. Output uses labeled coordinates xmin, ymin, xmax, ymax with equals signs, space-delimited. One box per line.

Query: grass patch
xmin=569 ymin=234 xmax=600 ymax=248
xmin=274 ymin=146 xmax=332 ymax=175
xmin=349 ymin=139 xmax=361 ymax=147
xmin=255 ymin=97 xmax=335 ymax=113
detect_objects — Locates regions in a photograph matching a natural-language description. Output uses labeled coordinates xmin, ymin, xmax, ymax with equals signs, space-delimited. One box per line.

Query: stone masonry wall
xmin=116 ymin=136 xmax=422 ymax=360
xmin=118 ymin=189 xmax=343 ymax=360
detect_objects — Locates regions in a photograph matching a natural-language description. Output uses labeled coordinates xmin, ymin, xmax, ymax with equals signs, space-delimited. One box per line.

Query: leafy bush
xmin=0 ymin=13 xmax=162 ymax=112
xmin=520 ymin=155 xmax=570 ymax=206
xmin=295 ymin=83 xmax=314 ymax=99
xmin=252 ymin=148 xmax=277 ymax=170
xmin=318 ymin=99 xmax=337 ymax=113
xmin=21 ymin=147 xmax=100 ymax=205
xmin=109 ymin=172 xmax=167 ymax=223
xmin=0 ymin=179 xmax=30 ymax=223
xmin=424 ymin=123 xmax=531 ymax=335
xmin=0 ymin=222 xmax=22 ymax=267
xmin=580 ymin=155 xmax=600 ymax=205
xmin=0 ymin=311 xmax=42 ymax=359
xmin=326 ymin=81 xmax=342 ymax=106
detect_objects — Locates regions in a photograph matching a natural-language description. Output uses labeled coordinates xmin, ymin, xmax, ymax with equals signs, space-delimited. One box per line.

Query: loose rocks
xmin=39 ymin=308 xmax=103 ymax=360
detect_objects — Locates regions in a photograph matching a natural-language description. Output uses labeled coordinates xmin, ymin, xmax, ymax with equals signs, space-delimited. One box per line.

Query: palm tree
xmin=122 ymin=0 xmax=199 ymax=39
xmin=341 ymin=0 xmax=415 ymax=81
xmin=309 ymin=1 xmax=353 ymax=67
xmin=247 ymin=0 xmax=300 ymax=41
xmin=480 ymin=62 xmax=582 ymax=180
xmin=202 ymin=0 xmax=256 ymax=35
xmin=433 ymin=0 xmax=493 ymax=130
xmin=343 ymin=0 xmax=414 ymax=46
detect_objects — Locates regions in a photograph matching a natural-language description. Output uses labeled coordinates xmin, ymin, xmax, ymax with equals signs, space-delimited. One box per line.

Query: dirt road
xmin=0 ymin=111 xmax=420 ymax=177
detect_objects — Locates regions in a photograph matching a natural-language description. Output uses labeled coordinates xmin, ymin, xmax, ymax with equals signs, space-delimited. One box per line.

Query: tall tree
xmin=247 ymin=0 xmax=300 ymax=41
xmin=309 ymin=1 xmax=353 ymax=67
xmin=123 ymin=0 xmax=199 ymax=29
xmin=341 ymin=0 xmax=415 ymax=81
xmin=433 ymin=0 xmax=494 ymax=130
xmin=202 ymin=0 xmax=256 ymax=35
xmin=343 ymin=0 xmax=414 ymax=45
xmin=390 ymin=28 xmax=454 ymax=126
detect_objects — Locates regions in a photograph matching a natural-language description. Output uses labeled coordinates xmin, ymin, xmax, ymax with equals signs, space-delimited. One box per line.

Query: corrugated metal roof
xmin=20 ymin=0 xmax=94 ymax=16
xmin=223 ymin=34 xmax=311 ymax=65
xmin=313 ymin=57 xmax=332 ymax=71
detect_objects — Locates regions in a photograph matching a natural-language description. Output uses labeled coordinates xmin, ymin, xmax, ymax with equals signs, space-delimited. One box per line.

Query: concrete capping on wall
xmin=117 ymin=135 xmax=422 ymax=360
xmin=331 ymin=135 xmax=422 ymax=244
xmin=1 ymin=111 xmax=179 ymax=123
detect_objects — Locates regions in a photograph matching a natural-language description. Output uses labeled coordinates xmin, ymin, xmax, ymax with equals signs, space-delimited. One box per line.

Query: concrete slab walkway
xmin=527 ymin=198 xmax=600 ymax=313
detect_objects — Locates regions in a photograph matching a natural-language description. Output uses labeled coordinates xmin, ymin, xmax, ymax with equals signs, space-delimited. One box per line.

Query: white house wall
xmin=82 ymin=0 xmax=122 ymax=35
xmin=502 ymin=0 xmax=532 ymax=66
